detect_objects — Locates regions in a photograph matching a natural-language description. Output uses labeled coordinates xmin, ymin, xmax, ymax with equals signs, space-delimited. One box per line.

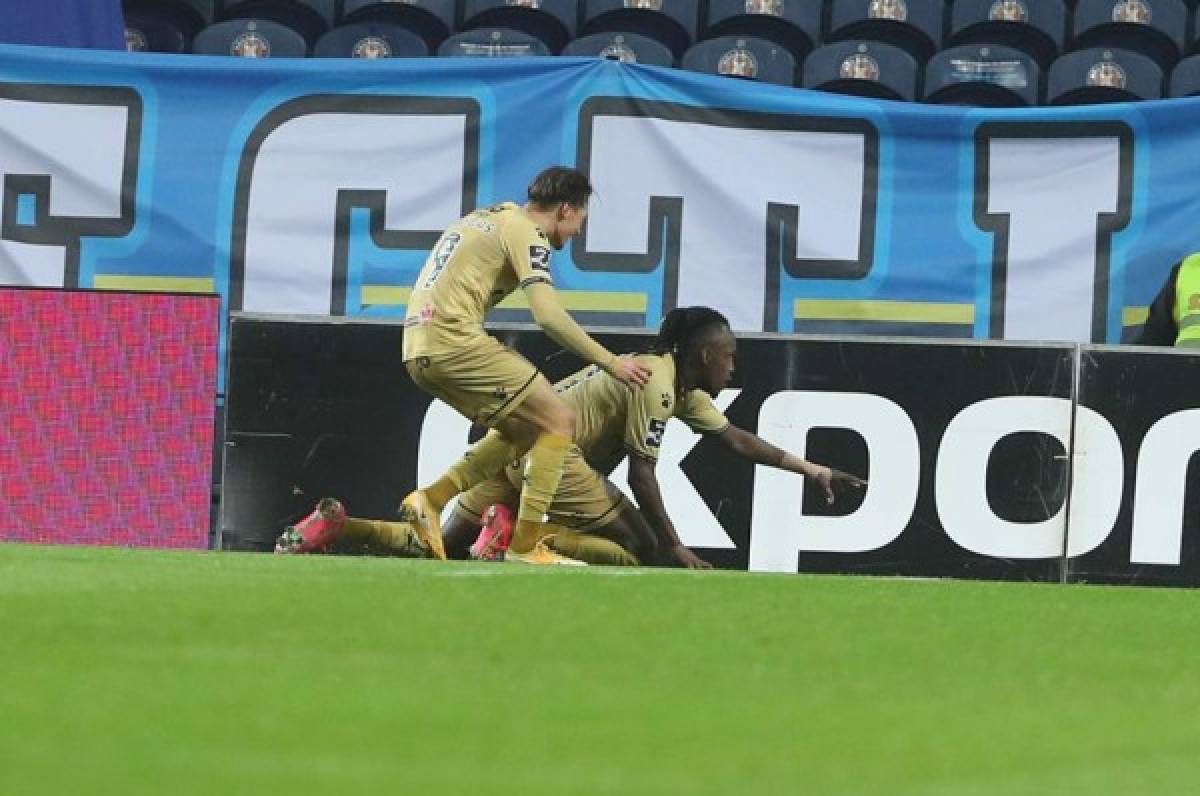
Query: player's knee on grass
xmin=600 ymin=509 xmax=658 ymax=564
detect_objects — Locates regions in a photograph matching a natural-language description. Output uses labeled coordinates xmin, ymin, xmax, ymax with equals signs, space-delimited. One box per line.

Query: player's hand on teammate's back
xmin=605 ymin=354 xmax=652 ymax=388
xmin=811 ymin=466 xmax=867 ymax=505
xmin=672 ymin=543 xmax=712 ymax=570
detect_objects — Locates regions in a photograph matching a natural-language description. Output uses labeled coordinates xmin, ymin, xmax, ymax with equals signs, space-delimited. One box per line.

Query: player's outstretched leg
xmin=543 ymin=529 xmax=638 ymax=567
xmin=341 ymin=514 xmax=431 ymax=558
xmin=275 ymin=497 xmax=347 ymax=554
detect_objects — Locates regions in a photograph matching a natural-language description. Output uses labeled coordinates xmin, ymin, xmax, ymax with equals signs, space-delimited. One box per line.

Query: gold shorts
xmin=404 ymin=336 xmax=540 ymax=428
xmin=455 ymin=445 xmax=628 ymax=532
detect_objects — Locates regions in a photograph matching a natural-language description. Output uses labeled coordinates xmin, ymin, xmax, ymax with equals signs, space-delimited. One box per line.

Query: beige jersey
xmin=403 ymin=202 xmax=553 ymax=359
xmin=555 ymin=352 xmax=730 ymax=474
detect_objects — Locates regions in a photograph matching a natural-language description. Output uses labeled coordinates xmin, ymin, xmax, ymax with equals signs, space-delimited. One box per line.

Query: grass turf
xmin=1 ymin=543 xmax=1198 ymax=795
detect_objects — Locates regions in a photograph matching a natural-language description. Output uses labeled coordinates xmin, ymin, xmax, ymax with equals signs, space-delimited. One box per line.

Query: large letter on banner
xmin=574 ymin=98 xmax=878 ymax=332
xmin=229 ymin=95 xmax=479 ymax=316
xmin=749 ymin=391 xmax=920 ymax=573
xmin=975 ymin=122 xmax=1133 ymax=343
xmin=0 ymin=84 xmax=140 ymax=288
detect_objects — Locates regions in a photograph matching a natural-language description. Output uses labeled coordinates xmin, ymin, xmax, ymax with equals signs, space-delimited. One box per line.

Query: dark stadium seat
xmin=338 ymin=0 xmax=454 ymax=50
xmin=1047 ymin=47 xmax=1164 ymax=104
xmin=562 ymin=31 xmax=676 ymax=66
xmin=437 ymin=27 xmax=552 ymax=57
xmin=218 ymin=0 xmax=329 ymax=46
xmin=1069 ymin=0 xmax=1186 ymax=71
xmin=123 ymin=0 xmax=209 ymax=52
xmin=313 ymin=21 xmax=429 ymax=57
xmin=1168 ymin=49 xmax=1200 ymax=96
xmin=1170 ymin=53 xmax=1200 ymax=95
xmin=124 ymin=15 xmax=186 ymax=53
xmin=581 ymin=0 xmax=700 ymax=59
xmin=923 ymin=44 xmax=1041 ymax=106
xmin=803 ymin=40 xmax=919 ymax=100
xmin=826 ymin=0 xmax=945 ymax=63
xmin=192 ymin=17 xmax=310 ymax=56
xmin=682 ymin=35 xmax=798 ymax=86
xmin=460 ymin=0 xmax=576 ymax=54
xmin=945 ymin=0 xmax=1066 ymax=69
xmin=702 ymin=0 xmax=821 ymax=62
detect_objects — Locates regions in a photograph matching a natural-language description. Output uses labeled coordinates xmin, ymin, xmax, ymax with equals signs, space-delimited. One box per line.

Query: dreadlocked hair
xmin=649 ymin=307 xmax=731 ymax=396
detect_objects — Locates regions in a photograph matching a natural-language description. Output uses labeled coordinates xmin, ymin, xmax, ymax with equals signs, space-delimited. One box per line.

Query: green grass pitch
xmin=2 ymin=543 xmax=1198 ymax=795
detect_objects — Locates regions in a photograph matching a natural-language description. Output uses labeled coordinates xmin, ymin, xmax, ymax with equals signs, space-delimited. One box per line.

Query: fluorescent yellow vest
xmin=1175 ymin=253 xmax=1200 ymax=347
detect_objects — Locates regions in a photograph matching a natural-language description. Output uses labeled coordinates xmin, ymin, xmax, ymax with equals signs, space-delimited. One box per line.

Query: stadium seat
xmin=218 ymin=0 xmax=329 ymax=46
xmin=123 ymin=4 xmax=187 ymax=51
xmin=1069 ymin=0 xmax=1186 ymax=71
xmin=124 ymin=0 xmax=210 ymax=51
xmin=702 ymin=0 xmax=821 ymax=62
xmin=1047 ymin=47 xmax=1164 ymax=103
xmin=1170 ymin=53 xmax=1200 ymax=95
xmin=826 ymin=0 xmax=945 ymax=63
xmin=923 ymin=44 xmax=1041 ymax=106
xmin=562 ymin=31 xmax=675 ymax=66
xmin=1190 ymin=11 xmax=1200 ymax=57
xmin=945 ymin=0 xmax=1066 ymax=69
xmin=124 ymin=14 xmax=186 ymax=53
xmin=192 ymin=17 xmax=310 ymax=56
xmin=338 ymin=0 xmax=454 ymax=50
xmin=580 ymin=0 xmax=700 ymax=59
xmin=682 ymin=35 xmax=798 ymax=86
xmin=803 ymin=40 xmax=919 ymax=100
xmin=437 ymin=27 xmax=552 ymax=57
xmin=460 ymin=0 xmax=576 ymax=54
xmin=313 ymin=21 xmax=429 ymax=57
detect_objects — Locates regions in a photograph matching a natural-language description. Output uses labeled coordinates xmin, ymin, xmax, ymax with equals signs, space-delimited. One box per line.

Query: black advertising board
xmin=1069 ymin=345 xmax=1200 ymax=587
xmin=223 ymin=315 xmax=1077 ymax=583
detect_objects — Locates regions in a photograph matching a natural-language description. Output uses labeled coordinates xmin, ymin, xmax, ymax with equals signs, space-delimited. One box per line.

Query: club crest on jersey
xmin=529 ymin=245 xmax=552 ymax=273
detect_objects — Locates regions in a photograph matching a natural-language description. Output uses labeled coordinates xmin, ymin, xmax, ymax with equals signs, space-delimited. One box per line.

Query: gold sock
xmin=341 ymin=517 xmax=423 ymax=555
xmin=424 ymin=431 xmax=520 ymax=511
xmin=423 ymin=477 xmax=459 ymax=512
xmin=546 ymin=530 xmax=639 ymax=567
xmin=510 ymin=432 xmax=572 ymax=553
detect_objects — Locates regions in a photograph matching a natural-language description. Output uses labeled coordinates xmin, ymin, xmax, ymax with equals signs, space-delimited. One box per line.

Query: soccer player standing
xmin=400 ymin=166 xmax=650 ymax=563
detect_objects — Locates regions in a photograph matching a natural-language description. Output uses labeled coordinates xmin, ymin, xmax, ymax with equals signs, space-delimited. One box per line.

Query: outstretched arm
xmin=524 ymin=282 xmax=650 ymax=387
xmin=716 ymin=424 xmax=866 ymax=503
xmin=627 ymin=454 xmax=711 ymax=569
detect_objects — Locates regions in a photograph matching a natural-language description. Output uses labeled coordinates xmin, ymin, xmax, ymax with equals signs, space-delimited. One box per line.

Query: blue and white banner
xmin=0 ymin=42 xmax=1195 ymax=346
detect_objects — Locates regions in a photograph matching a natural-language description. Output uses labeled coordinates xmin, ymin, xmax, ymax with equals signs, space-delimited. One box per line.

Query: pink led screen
xmin=0 ymin=288 xmax=218 ymax=548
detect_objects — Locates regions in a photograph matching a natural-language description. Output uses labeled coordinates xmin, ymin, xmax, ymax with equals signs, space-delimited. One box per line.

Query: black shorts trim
xmin=586 ymin=494 xmax=625 ymax=530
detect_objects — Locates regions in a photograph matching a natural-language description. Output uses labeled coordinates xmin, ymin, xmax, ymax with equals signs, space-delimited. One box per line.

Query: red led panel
xmin=0 ymin=288 xmax=218 ymax=549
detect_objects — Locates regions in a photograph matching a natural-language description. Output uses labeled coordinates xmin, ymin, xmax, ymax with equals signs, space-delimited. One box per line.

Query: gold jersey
xmin=403 ymin=202 xmax=553 ymax=360
xmin=555 ymin=352 xmax=730 ymax=473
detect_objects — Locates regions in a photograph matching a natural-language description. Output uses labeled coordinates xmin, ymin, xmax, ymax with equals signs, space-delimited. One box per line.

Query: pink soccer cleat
xmin=274 ymin=497 xmax=347 ymax=554
xmin=469 ymin=504 xmax=514 ymax=561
